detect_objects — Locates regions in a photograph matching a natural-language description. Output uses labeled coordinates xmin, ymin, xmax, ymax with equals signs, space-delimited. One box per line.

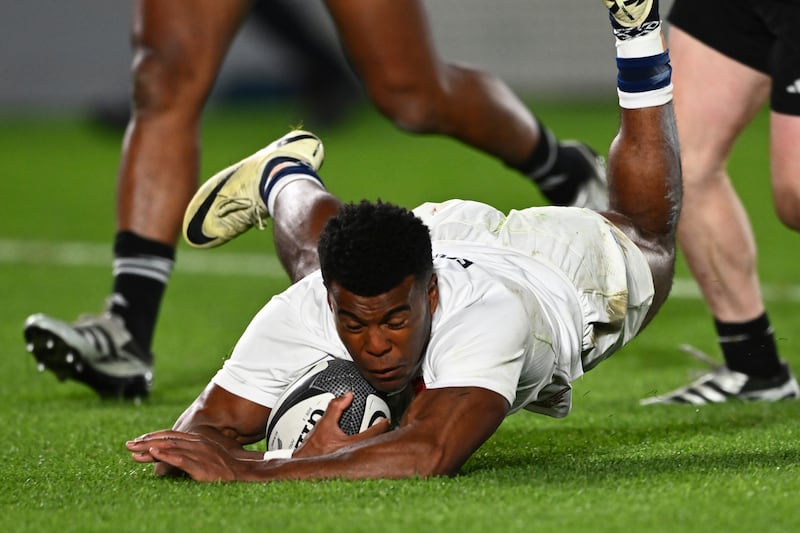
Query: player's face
xmin=328 ymin=274 xmax=439 ymax=394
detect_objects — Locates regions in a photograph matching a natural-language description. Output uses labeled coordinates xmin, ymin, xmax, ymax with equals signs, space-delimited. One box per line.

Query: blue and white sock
xmin=259 ymin=158 xmax=325 ymax=216
xmin=614 ymin=20 xmax=672 ymax=109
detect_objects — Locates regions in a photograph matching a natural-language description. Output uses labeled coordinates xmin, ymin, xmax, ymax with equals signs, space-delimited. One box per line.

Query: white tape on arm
xmin=263 ymin=448 xmax=294 ymax=461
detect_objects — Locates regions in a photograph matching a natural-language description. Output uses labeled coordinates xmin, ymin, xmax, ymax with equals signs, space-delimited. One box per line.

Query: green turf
xmin=2 ymin=100 xmax=798 ymax=532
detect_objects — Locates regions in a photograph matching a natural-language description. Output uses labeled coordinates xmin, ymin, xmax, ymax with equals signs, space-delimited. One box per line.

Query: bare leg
xmin=107 ymin=0 xmax=254 ymax=358
xmin=325 ymin=0 xmax=539 ymax=166
xmin=21 ymin=0 xmax=256 ymax=400
xmin=322 ymin=0 xmax=606 ymax=209
xmin=639 ymin=22 xmax=799 ymax=405
xmin=118 ymin=0 xmax=251 ymax=244
xmin=604 ymin=104 xmax=681 ymax=325
xmin=671 ymin=27 xmax=770 ymax=323
xmin=272 ymin=182 xmax=341 ymax=283
xmin=598 ymin=0 xmax=681 ymax=327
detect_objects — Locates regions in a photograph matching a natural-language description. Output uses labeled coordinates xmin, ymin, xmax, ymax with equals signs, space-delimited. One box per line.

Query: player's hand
xmin=293 ymin=392 xmax=390 ymax=458
xmin=127 ymin=430 xmax=240 ymax=482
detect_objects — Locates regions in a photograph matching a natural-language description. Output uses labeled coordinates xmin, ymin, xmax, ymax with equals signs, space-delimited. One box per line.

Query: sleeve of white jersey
xmin=211 ymin=274 xmax=342 ymax=408
xmin=422 ymin=283 xmax=535 ymax=408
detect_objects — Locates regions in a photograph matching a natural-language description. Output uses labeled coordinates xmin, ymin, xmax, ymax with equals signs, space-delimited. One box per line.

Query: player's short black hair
xmin=318 ymin=200 xmax=433 ymax=296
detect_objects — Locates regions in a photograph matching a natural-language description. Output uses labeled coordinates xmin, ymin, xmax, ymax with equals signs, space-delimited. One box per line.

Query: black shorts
xmin=668 ymin=0 xmax=800 ymax=115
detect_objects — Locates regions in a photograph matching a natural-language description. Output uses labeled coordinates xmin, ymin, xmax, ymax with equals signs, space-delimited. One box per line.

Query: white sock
xmin=263 ymin=168 xmax=325 ymax=216
xmin=615 ymin=24 xmax=665 ymax=58
xmin=615 ymin=24 xmax=673 ymax=109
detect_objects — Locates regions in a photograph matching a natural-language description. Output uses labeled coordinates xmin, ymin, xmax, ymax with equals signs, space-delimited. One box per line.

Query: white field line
xmin=0 ymin=238 xmax=287 ymax=279
xmin=2 ymin=238 xmax=800 ymax=302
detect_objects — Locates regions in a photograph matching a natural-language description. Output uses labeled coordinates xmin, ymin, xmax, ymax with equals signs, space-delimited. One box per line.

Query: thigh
xmin=669 ymin=0 xmax=773 ymax=74
xmin=669 ymin=26 xmax=771 ymax=181
xmin=323 ymin=0 xmax=441 ymax=89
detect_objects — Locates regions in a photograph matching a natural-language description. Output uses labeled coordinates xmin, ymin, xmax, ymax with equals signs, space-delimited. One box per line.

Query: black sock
xmin=108 ymin=231 xmax=175 ymax=357
xmin=517 ymin=121 xmax=592 ymax=206
xmin=518 ymin=120 xmax=557 ymax=177
xmin=715 ymin=313 xmax=782 ymax=378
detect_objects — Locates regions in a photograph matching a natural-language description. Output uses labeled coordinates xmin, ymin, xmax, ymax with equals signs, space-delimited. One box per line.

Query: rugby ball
xmin=265 ymin=358 xmax=391 ymax=451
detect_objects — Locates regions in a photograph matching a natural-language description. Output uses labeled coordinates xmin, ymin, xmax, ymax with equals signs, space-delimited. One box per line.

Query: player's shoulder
xmin=259 ymin=269 xmax=330 ymax=324
xmin=273 ymin=269 xmax=325 ymax=301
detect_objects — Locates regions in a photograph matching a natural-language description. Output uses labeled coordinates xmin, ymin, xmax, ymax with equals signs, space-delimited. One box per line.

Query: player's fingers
xmin=360 ymin=417 xmax=391 ymax=439
xmin=147 ymin=444 xmax=224 ymax=481
xmin=129 ymin=429 xmax=179 ymax=442
xmin=147 ymin=445 xmax=184 ymax=468
xmin=127 ymin=429 xmax=191 ymax=450
xmin=324 ymin=391 xmax=354 ymax=423
xmin=129 ymin=451 xmax=155 ymax=463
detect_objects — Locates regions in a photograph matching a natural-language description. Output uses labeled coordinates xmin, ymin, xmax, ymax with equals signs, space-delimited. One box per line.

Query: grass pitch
xmin=1 ymin=100 xmax=798 ymax=532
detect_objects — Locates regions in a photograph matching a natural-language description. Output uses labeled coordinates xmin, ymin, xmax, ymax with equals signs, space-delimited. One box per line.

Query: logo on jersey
xmin=787 ymin=79 xmax=800 ymax=94
xmin=435 ymin=253 xmax=473 ymax=269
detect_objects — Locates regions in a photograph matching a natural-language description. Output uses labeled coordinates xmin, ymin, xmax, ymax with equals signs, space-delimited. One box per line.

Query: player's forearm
xmin=236 ymin=387 xmax=506 ymax=482
xmin=171 ymin=390 xmax=265 ymax=450
xmin=239 ymin=429 xmax=458 ymax=481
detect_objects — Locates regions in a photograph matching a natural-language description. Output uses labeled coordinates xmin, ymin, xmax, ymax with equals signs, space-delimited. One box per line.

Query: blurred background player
xmin=23 ymin=0 xmax=607 ymax=399
xmin=642 ymin=0 xmax=800 ymax=404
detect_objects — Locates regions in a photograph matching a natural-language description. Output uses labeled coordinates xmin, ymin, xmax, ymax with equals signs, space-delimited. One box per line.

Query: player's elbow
xmin=373 ymin=91 xmax=443 ymax=134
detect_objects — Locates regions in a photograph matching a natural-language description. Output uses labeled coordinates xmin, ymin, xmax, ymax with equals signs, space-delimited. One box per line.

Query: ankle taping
xmin=617 ymin=51 xmax=671 ymax=89
xmin=617 ymin=50 xmax=673 ymax=109
xmin=262 ymin=164 xmax=325 ymax=215
xmin=614 ymin=20 xmax=664 ymax=57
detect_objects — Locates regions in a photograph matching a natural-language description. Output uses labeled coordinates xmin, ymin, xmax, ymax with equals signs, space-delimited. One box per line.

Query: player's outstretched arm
xmin=127 ymin=385 xmax=508 ymax=482
xmin=266 ymin=386 xmax=508 ymax=480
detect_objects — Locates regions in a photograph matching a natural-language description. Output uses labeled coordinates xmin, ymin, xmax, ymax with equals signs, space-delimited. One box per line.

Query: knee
xmin=130 ymin=37 xmax=205 ymax=116
xmin=363 ymin=76 xmax=444 ymax=134
xmin=679 ymin=147 xmax=725 ymax=190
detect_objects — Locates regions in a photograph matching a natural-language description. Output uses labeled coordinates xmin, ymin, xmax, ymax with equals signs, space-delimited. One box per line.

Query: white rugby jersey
xmin=213 ymin=200 xmax=654 ymax=418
